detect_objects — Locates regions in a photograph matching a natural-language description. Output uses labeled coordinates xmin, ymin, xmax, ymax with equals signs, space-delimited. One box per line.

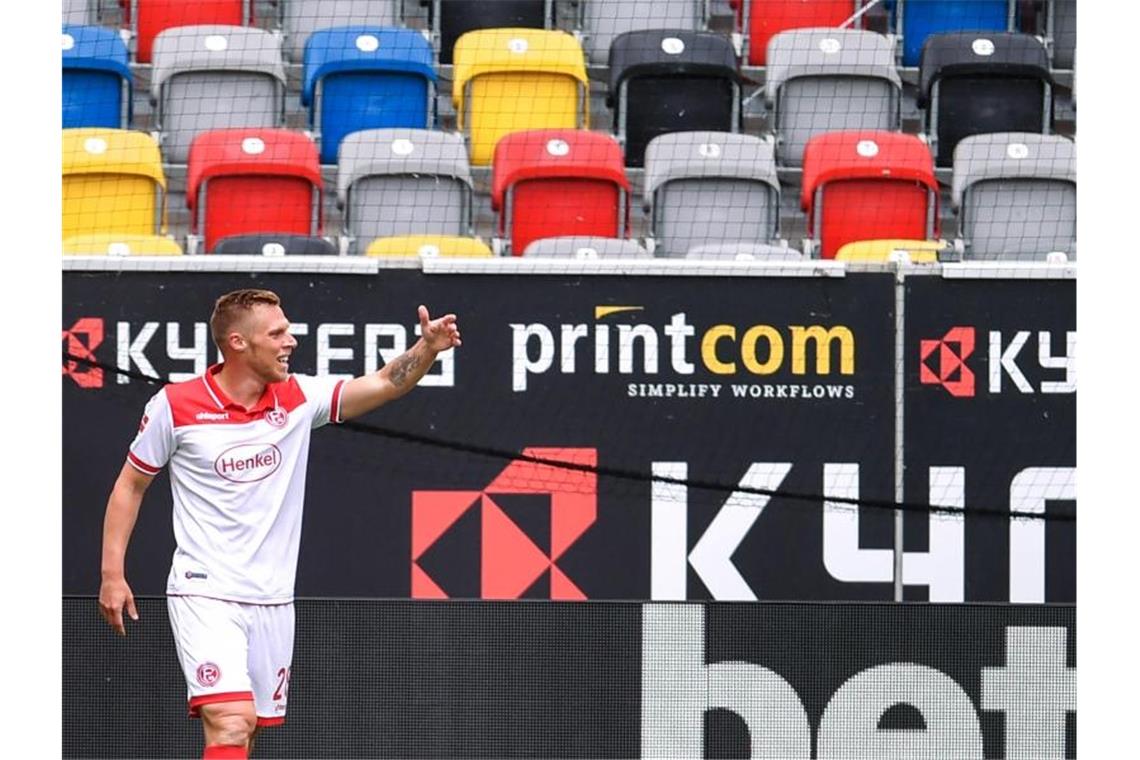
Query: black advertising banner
xmin=63 ymin=270 xmax=898 ymax=601
xmin=903 ymin=275 xmax=1076 ymax=603
xmin=63 ymin=598 xmax=1076 ymax=759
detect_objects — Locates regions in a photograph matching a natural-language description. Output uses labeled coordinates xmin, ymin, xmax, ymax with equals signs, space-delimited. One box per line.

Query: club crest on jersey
xmin=265 ymin=408 xmax=288 ymax=428
xmin=196 ymin=662 xmax=221 ymax=687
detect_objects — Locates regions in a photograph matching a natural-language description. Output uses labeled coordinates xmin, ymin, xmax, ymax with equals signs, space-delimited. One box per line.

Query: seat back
xmin=1050 ymin=0 xmax=1076 ymax=69
xmin=152 ymin=26 xmax=285 ymax=163
xmin=492 ymin=130 xmax=629 ymax=254
xmin=740 ymin=0 xmax=857 ymax=66
xmin=894 ymin=0 xmax=1011 ymax=66
xmin=802 ymin=131 xmax=938 ymax=259
xmin=63 ymin=0 xmax=94 ymax=24
xmin=685 ymin=242 xmax=802 ymax=261
xmin=63 ymin=129 xmax=166 ymax=239
xmin=436 ymin=0 xmax=551 ymax=65
xmin=282 ymin=0 xmax=400 ymax=62
xmin=644 ymin=132 xmax=779 ymax=258
xmin=135 ymin=0 xmax=250 ymax=63
xmin=213 ymin=234 xmax=338 ymax=256
xmin=303 ymin=27 xmax=436 ymax=164
xmin=63 ymin=25 xmax=132 ymax=129
xmin=453 ymin=29 xmax=588 ymax=166
xmin=919 ymin=32 xmax=1052 ymax=166
xmin=338 ymin=129 xmax=472 ymax=249
xmin=952 ymin=133 xmax=1076 ymax=260
xmin=608 ymin=30 xmax=739 ymax=167
xmin=187 ymin=129 xmax=323 ymax=253
xmin=579 ymin=0 xmax=703 ymax=64
xmin=766 ymin=29 xmax=900 ymax=167
xmin=365 ymin=235 xmax=493 ymax=258
xmin=523 ymin=236 xmax=649 ymax=259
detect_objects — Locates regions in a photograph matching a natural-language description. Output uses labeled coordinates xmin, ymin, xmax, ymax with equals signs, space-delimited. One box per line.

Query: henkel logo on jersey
xmin=62 ymin=317 xmax=105 ymax=388
xmin=411 ymin=448 xmax=597 ymax=600
xmin=214 ymin=444 xmax=282 ymax=483
xmin=920 ymin=327 xmax=1076 ymax=397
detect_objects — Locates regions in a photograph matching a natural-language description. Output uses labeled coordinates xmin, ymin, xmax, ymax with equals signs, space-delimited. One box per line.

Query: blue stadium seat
xmin=887 ymin=0 xmax=1014 ymax=66
xmin=303 ymin=27 xmax=437 ymax=165
xmin=62 ymin=25 xmax=132 ymax=129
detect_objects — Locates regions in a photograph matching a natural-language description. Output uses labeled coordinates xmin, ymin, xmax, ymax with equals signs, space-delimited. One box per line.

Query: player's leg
xmin=246 ymin=601 xmax=296 ymax=743
xmin=167 ymin=595 xmax=258 ymax=758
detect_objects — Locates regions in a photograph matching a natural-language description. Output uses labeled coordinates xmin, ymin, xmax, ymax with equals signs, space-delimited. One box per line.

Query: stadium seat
xmin=63 ymin=234 xmax=183 ymax=256
xmin=132 ymin=0 xmax=253 ymax=64
xmin=835 ymin=238 xmax=944 ymax=262
xmin=63 ymin=129 xmax=167 ymax=240
xmin=282 ymin=1 xmax=401 ymax=63
xmin=801 ymin=131 xmax=939 ymax=259
xmin=885 ymin=0 xmax=1014 ymax=67
xmin=951 ymin=132 xmax=1075 ymax=260
xmin=303 ymin=27 xmax=437 ymax=165
xmin=1048 ymin=0 xmax=1076 ymax=70
xmin=365 ymin=235 xmax=493 ymax=258
xmin=453 ymin=29 xmax=589 ymax=166
xmin=492 ymin=129 xmax=630 ymax=255
xmin=212 ymin=234 xmax=338 ymax=256
xmin=63 ymin=0 xmax=95 ymax=26
xmin=732 ymin=0 xmax=861 ymax=66
xmin=151 ymin=26 xmax=286 ymax=164
xmin=643 ymin=132 xmax=780 ymax=258
xmin=523 ymin=236 xmax=650 ymax=259
xmin=186 ymin=129 xmax=324 ymax=254
xmin=432 ymin=0 xmax=553 ymax=65
xmin=62 ymin=25 xmax=132 ymax=129
xmin=918 ymin=32 xmax=1052 ymax=167
xmin=607 ymin=30 xmax=740 ymax=167
xmin=577 ymin=0 xmax=706 ymax=64
xmin=337 ymin=129 xmax=473 ymax=253
xmin=765 ymin=29 xmax=901 ymax=167
xmin=685 ymin=242 xmax=802 ymax=261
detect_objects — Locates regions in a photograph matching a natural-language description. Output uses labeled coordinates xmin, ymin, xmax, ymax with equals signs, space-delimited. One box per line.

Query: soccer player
xmin=97 ymin=289 xmax=461 ymax=760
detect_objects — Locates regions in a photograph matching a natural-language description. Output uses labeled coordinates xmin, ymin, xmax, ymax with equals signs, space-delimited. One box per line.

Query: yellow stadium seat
xmin=365 ymin=235 xmax=494 ymax=258
xmin=63 ymin=234 xmax=183 ymax=256
xmin=835 ymin=239 xmax=947 ymax=263
xmin=63 ymin=128 xmax=167 ymax=240
xmin=453 ymin=29 xmax=588 ymax=166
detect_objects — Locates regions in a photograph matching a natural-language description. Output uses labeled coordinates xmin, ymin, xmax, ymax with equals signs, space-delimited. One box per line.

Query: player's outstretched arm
xmin=339 ymin=305 xmax=461 ymax=421
xmin=98 ymin=461 xmax=154 ymax=636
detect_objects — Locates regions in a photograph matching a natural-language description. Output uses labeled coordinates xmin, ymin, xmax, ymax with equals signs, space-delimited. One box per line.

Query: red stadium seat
xmin=132 ymin=0 xmax=254 ymax=63
xmin=491 ymin=130 xmax=630 ymax=256
xmin=801 ymin=131 xmax=938 ymax=259
xmin=187 ymin=129 xmax=323 ymax=254
xmin=732 ymin=0 xmax=860 ymax=65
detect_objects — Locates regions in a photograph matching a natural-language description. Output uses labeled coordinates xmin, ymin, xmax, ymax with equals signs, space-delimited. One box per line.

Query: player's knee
xmin=200 ymin=701 xmax=256 ymax=746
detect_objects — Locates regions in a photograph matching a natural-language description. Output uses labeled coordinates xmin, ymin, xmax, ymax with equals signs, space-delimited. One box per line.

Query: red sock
xmin=203 ymin=745 xmax=246 ymax=759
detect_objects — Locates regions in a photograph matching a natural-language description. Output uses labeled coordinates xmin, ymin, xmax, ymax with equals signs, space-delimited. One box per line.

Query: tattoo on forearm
xmin=388 ymin=344 xmax=428 ymax=388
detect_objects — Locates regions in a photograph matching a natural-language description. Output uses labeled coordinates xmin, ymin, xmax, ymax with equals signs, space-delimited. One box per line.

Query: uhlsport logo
xmin=196 ymin=662 xmax=221 ymax=687
xmin=62 ymin=317 xmax=104 ymax=388
xmin=411 ymin=448 xmax=597 ymax=600
xmin=920 ymin=327 xmax=976 ymax=397
xmin=214 ymin=444 xmax=282 ymax=483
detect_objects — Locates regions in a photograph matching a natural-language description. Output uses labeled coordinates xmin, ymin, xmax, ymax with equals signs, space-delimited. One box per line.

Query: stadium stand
xmin=765 ymin=28 xmax=901 ymax=167
xmin=835 ymin=238 xmax=945 ymax=262
xmin=523 ymin=235 xmax=650 ymax=258
xmin=453 ymin=28 xmax=589 ymax=166
xmin=63 ymin=0 xmax=95 ymax=25
xmin=918 ymin=32 xmax=1053 ymax=167
xmin=337 ymin=129 xmax=473 ymax=253
xmin=886 ymin=0 xmax=1015 ymax=67
xmin=491 ymin=129 xmax=629 ymax=255
xmin=801 ymin=130 xmax=938 ymax=259
xmin=131 ymin=0 xmax=253 ymax=64
xmin=281 ymin=0 xmax=400 ymax=63
xmin=62 ymin=25 xmax=132 ymax=129
xmin=432 ymin=0 xmax=554 ymax=65
xmin=186 ymin=128 xmax=324 ymax=254
xmin=1048 ymin=0 xmax=1076 ymax=69
xmin=685 ymin=242 xmax=802 ymax=260
xmin=151 ymin=25 xmax=286 ymax=164
xmin=63 ymin=128 xmax=167 ymax=240
xmin=643 ymin=132 xmax=780 ymax=258
xmin=607 ymin=30 xmax=740 ymax=167
xmin=211 ymin=233 xmax=338 ymax=255
xmin=365 ymin=234 xmax=494 ymax=257
xmin=302 ymin=27 xmax=437 ymax=165
xmin=733 ymin=0 xmax=860 ymax=66
xmin=951 ymin=132 xmax=1075 ymax=261
xmin=62 ymin=233 xmax=183 ymax=256
xmin=577 ymin=0 xmax=706 ymax=64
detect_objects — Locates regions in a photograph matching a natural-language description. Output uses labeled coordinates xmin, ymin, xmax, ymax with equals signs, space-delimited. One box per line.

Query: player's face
xmin=243 ymin=304 xmax=297 ymax=383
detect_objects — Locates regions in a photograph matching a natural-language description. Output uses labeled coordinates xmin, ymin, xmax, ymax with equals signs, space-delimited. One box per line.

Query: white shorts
xmin=167 ymin=595 xmax=294 ymax=727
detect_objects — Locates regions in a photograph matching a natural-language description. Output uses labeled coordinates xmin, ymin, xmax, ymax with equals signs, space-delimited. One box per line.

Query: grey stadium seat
xmin=151 ymin=26 xmax=286 ymax=164
xmin=644 ymin=132 xmax=781 ymax=259
xmin=578 ymin=0 xmax=705 ymax=64
xmin=685 ymin=242 xmax=802 ymax=261
xmin=1049 ymin=0 xmax=1076 ymax=70
xmin=765 ymin=28 xmax=901 ymax=167
xmin=63 ymin=0 xmax=94 ymax=25
xmin=952 ymin=133 xmax=1076 ymax=261
xmin=523 ymin=236 xmax=650 ymax=259
xmin=337 ymin=129 xmax=473 ymax=253
xmin=213 ymin=234 xmax=338 ymax=256
xmin=282 ymin=0 xmax=401 ymax=63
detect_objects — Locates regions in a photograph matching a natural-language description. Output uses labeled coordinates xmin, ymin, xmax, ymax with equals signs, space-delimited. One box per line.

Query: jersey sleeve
xmin=127 ymin=388 xmax=174 ymax=476
xmin=294 ymin=374 xmax=347 ymax=429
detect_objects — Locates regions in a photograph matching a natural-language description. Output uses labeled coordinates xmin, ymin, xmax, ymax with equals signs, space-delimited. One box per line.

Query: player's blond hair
xmin=210 ymin=289 xmax=282 ymax=351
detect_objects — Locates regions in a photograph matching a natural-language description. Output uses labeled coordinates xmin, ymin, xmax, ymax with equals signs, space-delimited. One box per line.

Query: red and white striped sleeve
xmin=293 ymin=374 xmax=347 ymax=429
xmin=127 ymin=389 xmax=174 ymax=476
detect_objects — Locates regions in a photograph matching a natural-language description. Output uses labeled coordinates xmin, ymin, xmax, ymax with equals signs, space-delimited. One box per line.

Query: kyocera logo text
xmin=214 ymin=444 xmax=281 ymax=483
xmin=921 ymin=327 xmax=1076 ymax=397
xmin=510 ymin=307 xmax=855 ymax=391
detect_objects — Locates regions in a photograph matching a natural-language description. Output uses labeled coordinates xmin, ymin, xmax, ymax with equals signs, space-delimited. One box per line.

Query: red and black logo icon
xmin=62 ymin=317 xmax=104 ymax=389
xmin=920 ymin=327 xmax=976 ymax=398
xmin=411 ymin=448 xmax=597 ymax=600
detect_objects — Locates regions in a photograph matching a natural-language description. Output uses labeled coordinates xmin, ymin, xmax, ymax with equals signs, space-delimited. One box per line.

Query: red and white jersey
xmin=127 ymin=364 xmax=345 ymax=604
